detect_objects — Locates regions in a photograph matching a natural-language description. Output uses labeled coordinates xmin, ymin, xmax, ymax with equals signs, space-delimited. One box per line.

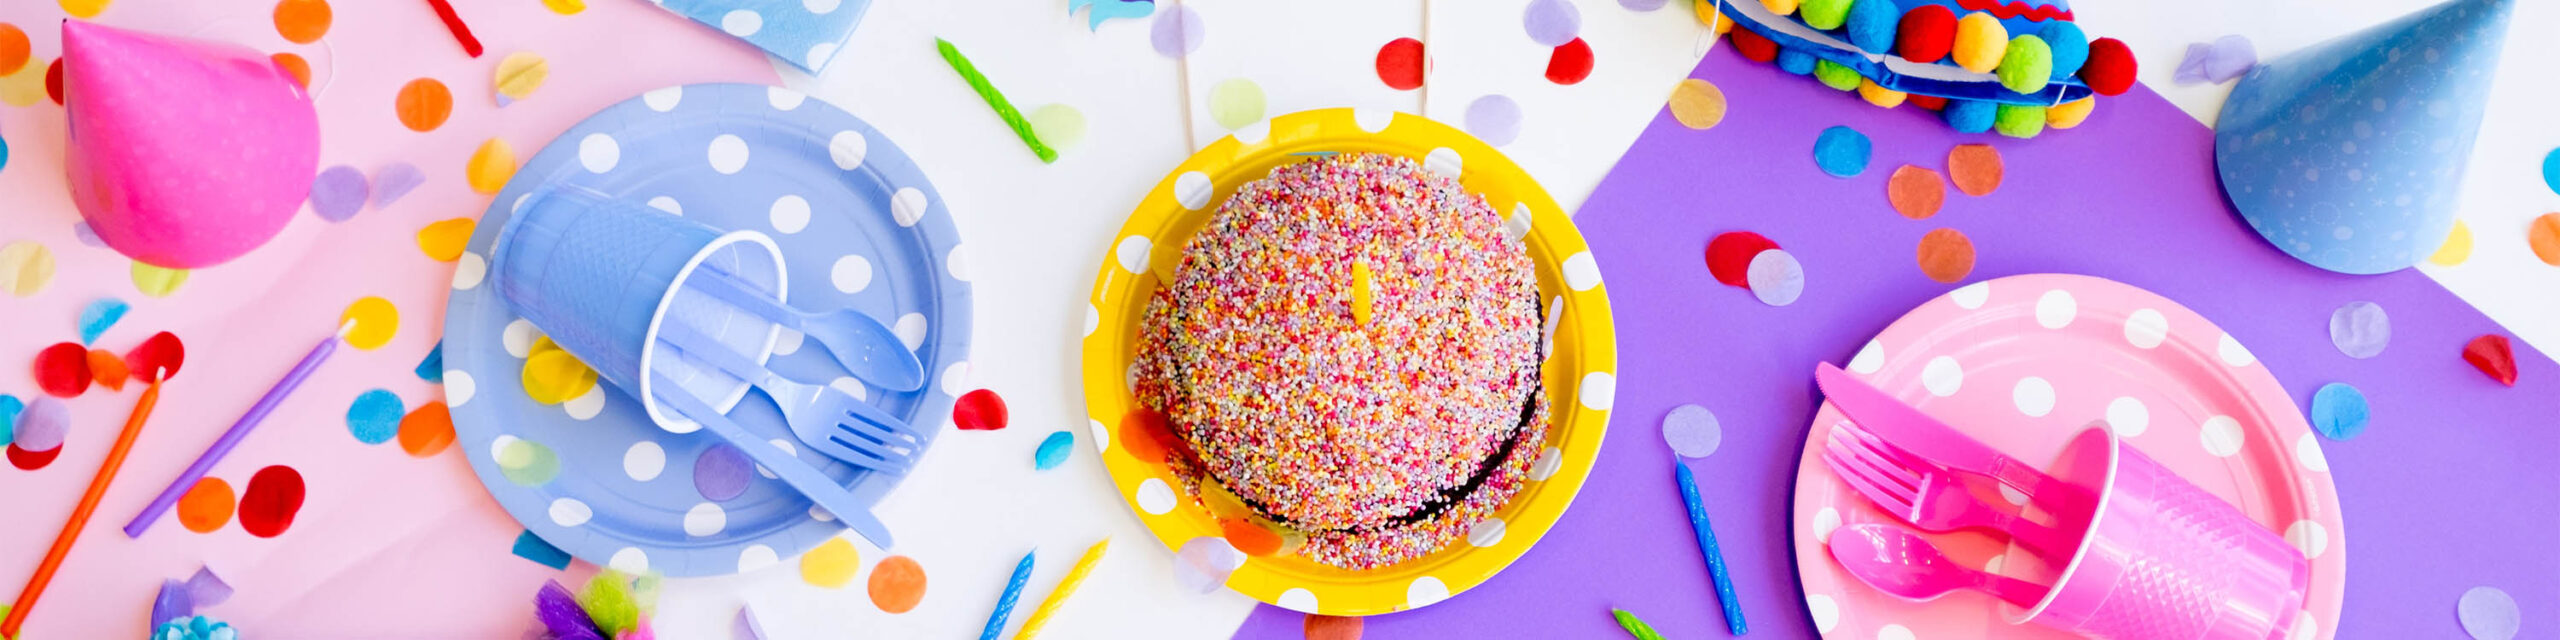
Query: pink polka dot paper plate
xmin=1082 ymin=108 xmax=1619 ymax=616
xmin=1792 ymin=274 xmax=2346 ymax=639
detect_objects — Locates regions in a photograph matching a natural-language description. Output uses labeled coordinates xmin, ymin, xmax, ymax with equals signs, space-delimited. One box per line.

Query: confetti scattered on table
xmin=541 ymin=0 xmax=583 ymax=15
xmin=0 ymin=241 xmax=56 ymax=297
xmin=1027 ymin=104 xmax=1088 ymax=153
xmin=1465 ymin=94 xmax=1524 ymax=146
xmin=1888 ymin=166 xmax=1945 ymax=219
xmin=497 ymin=436 xmax=562 ymax=486
xmin=2530 ymin=213 xmax=2560 ymax=266
xmin=0 ymin=23 xmax=26 ymax=75
xmin=467 ymin=137 xmax=516 ymax=193
xmin=2544 ymin=148 xmax=2560 ymax=196
xmin=2463 ymin=334 xmax=2517 ymax=386
xmin=1812 ymin=125 xmax=1870 ymax=178
xmin=732 ymin=606 xmax=767 ymax=640
xmin=1947 ymin=144 xmax=2004 ymax=196
xmin=1746 ymin=249 xmax=1805 ymax=306
xmin=1704 ymin=231 xmax=1778 ymax=287
xmin=346 ymin=388 xmax=405 ymax=445
xmin=693 ymin=443 xmax=752 ymax=501
xmin=521 ymin=348 xmax=597 ymax=405
xmin=1523 ymin=0 xmax=1582 ymax=47
xmin=1034 ymin=430 xmax=1074 ymax=470
xmin=13 ymin=397 xmax=68 ymax=452
xmin=1150 ymin=4 xmax=1203 ymax=59
xmin=238 ymin=465 xmax=306 ymax=537
xmin=35 ymin=342 xmax=92 ymax=397
xmin=270 ymin=52 xmax=311 ymax=87
xmin=493 ymin=52 xmax=549 ymax=106
xmin=1547 ymin=38 xmax=1594 ymax=85
xmin=339 ymin=296 xmax=400 ymax=350
xmin=1220 ymin=518 xmax=1281 ymax=556
xmin=1304 ymin=614 xmax=1365 ymax=640
xmin=868 ymin=555 xmax=928 ymax=613
xmin=416 ymin=217 xmax=476 ymax=261
xmin=1375 ymin=37 xmax=1426 ymax=91
xmin=2430 ymin=220 xmax=2473 ymax=266
xmin=512 ymin=529 xmax=572 ymax=569
xmin=44 ymin=57 xmax=63 ymax=105
xmin=1660 ymin=404 xmax=1721 ymax=458
xmin=131 ymin=261 xmax=190 ymax=298
xmin=398 ymin=401 xmax=454 ymax=457
xmin=309 ymin=165 xmax=371 ymax=222
xmin=1915 ymin=228 xmax=1975 ymax=283
xmin=415 ymin=343 xmax=445 ymax=383
xmin=8 ymin=443 xmax=62 ymax=469
xmin=176 ymin=477 xmax=235 ymax=533
xmin=0 ymin=56 xmax=45 ymax=107
xmin=2172 ymin=35 xmax=2256 ymax=85
xmin=1120 ymin=406 xmax=1174 ymax=464
xmin=371 ymin=162 xmax=426 ymax=208
xmin=1208 ymin=77 xmax=1266 ymax=131
xmin=125 ymin=331 xmax=186 ymax=382
xmin=273 ymin=0 xmax=333 ymax=44
xmin=1171 ymin=537 xmax=1247 ymax=593
xmin=2459 ymin=586 xmax=2519 ymax=640
xmin=2308 ymin=382 xmax=2369 ymax=441
xmin=1070 ymin=0 xmax=1154 ymax=30
xmin=77 ymin=298 xmax=130 ymax=345
xmin=1668 ymin=78 xmax=1727 ymax=130
xmin=2328 ymin=301 xmax=2390 ymax=359
xmin=86 ymin=347 xmax=129 ymax=391
xmin=955 ymin=388 xmax=1009 ymax=431
xmin=799 ymin=537 xmax=861 ymax=588
xmin=0 ymin=395 xmax=18 ymax=447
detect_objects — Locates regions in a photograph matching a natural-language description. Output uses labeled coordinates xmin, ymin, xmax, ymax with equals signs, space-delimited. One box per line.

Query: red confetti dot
xmin=34 ymin=342 xmax=92 ymax=398
xmin=8 ymin=444 xmax=61 ymax=470
xmin=1729 ymin=27 xmax=1778 ymax=63
xmin=1908 ymin=94 xmax=1948 ymax=111
xmin=238 ymin=465 xmax=306 ymax=538
xmin=126 ymin=331 xmax=186 ymax=383
xmin=1888 ymin=165 xmax=1946 ymax=219
xmin=1546 ymin=38 xmax=1594 ymax=85
xmin=2081 ymin=37 xmax=2138 ymax=96
xmin=2464 ymin=334 xmax=2518 ymax=387
xmin=1947 ymin=144 xmax=2004 ymax=196
xmin=1704 ymin=231 xmax=1780 ymax=288
xmin=1895 ymin=5 xmax=1957 ymax=64
xmin=953 ymin=388 xmax=1009 ymax=431
xmin=44 ymin=57 xmax=63 ymax=106
xmin=1916 ymin=228 xmax=1977 ymax=283
xmin=1304 ymin=614 xmax=1365 ymax=640
xmin=1375 ymin=37 xmax=1426 ymax=91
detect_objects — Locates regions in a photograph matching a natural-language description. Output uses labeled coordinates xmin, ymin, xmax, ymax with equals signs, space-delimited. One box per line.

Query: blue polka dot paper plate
xmin=442 ymin=83 xmax=972 ymax=577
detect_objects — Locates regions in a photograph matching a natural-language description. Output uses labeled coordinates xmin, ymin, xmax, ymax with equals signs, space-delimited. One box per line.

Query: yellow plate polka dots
xmin=1082 ymin=108 xmax=1617 ymax=617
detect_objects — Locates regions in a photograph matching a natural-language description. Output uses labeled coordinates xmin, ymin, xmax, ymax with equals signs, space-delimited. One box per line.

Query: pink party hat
xmin=62 ymin=20 xmax=318 ymax=269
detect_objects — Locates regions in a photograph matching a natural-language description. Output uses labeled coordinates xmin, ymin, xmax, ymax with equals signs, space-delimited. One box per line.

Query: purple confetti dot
xmin=186 ymin=566 xmax=234 ymax=607
xmin=1170 ymin=537 xmax=1247 ymax=593
xmin=693 ymin=443 xmax=753 ymax=501
xmin=1150 ymin=5 xmax=1204 ymax=59
xmin=2204 ymin=34 xmax=2257 ymax=83
xmin=308 ymin=165 xmax=370 ymax=222
xmin=1619 ymin=0 xmax=1668 ymax=9
xmin=2173 ymin=42 xmax=2213 ymax=86
xmin=72 ymin=221 xmax=106 ymax=247
xmin=1747 ymin=249 xmax=1805 ymax=306
xmin=14 ymin=397 xmax=70 ymax=452
xmin=2458 ymin=586 xmax=2519 ymax=640
xmin=1464 ymin=94 xmax=1524 ymax=147
xmin=372 ymin=162 xmax=426 ymax=209
xmin=2329 ymin=300 xmax=2389 ymax=359
xmin=1661 ymin=404 xmax=1722 ymax=458
xmin=1523 ymin=0 xmax=1582 ymax=47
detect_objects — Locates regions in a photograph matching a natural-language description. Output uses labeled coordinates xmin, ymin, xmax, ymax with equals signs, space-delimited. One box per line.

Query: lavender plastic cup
xmin=2012 ymin=427 xmax=2309 ymax=640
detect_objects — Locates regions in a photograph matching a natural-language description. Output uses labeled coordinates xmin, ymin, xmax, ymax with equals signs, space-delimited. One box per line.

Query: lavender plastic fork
xmin=1828 ymin=523 xmax=2048 ymax=609
xmin=1822 ymin=424 xmax=2075 ymax=563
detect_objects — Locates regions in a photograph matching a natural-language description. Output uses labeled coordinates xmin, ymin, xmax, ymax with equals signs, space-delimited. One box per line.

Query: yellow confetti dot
xmin=1027 ymin=104 xmax=1087 ymax=152
xmin=1207 ymin=78 xmax=1266 ymax=131
xmin=2428 ymin=220 xmax=2473 ymax=267
xmin=1351 ymin=260 xmax=1374 ymax=326
xmin=0 ymin=241 xmax=55 ymax=297
xmin=530 ymin=335 xmax=562 ymax=357
xmin=2047 ymin=97 xmax=2096 ymax=129
xmin=467 ymin=138 xmax=516 ymax=194
xmin=60 ymin=0 xmax=111 ymax=18
xmin=0 ymin=58 xmax=46 ymax=107
xmin=541 ymin=0 xmax=584 ymax=14
xmin=493 ymin=52 xmax=549 ymax=104
xmin=417 ymin=218 xmax=477 ymax=262
xmin=799 ymin=537 xmax=861 ymax=588
xmin=131 ymin=261 xmax=189 ymax=298
xmin=521 ymin=349 xmax=597 ymax=405
xmin=1668 ymin=78 xmax=1727 ymax=130
xmin=339 ymin=296 xmax=400 ymax=350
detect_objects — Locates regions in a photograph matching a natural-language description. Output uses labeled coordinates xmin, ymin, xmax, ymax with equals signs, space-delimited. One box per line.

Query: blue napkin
xmin=658 ymin=0 xmax=873 ymax=72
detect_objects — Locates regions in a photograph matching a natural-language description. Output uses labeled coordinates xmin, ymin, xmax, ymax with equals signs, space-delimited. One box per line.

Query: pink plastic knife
xmin=1813 ymin=362 xmax=2090 ymax=513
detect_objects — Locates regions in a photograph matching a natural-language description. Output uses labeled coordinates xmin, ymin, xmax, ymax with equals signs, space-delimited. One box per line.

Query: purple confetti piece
xmin=72 ymin=221 xmax=107 ymax=247
xmin=1464 ymin=94 xmax=1525 ymax=147
xmin=15 ymin=396 xmax=70 ymax=452
xmin=2173 ymin=42 xmax=2213 ymax=85
xmin=1746 ymin=249 xmax=1805 ymax=306
xmin=372 ymin=162 xmax=426 ymax=209
xmin=535 ymin=579 xmax=607 ymax=640
xmin=77 ymin=297 xmax=129 ymax=345
xmin=309 ymin=165 xmax=370 ymax=222
xmin=1619 ymin=0 xmax=1668 ymax=9
xmin=2459 ymin=586 xmax=2519 ymax=640
xmin=1170 ymin=537 xmax=1247 ymax=593
xmin=2205 ymin=34 xmax=2258 ymax=83
xmin=1149 ymin=5 xmax=1203 ymax=59
xmin=693 ymin=444 xmax=753 ymax=501
xmin=1660 ymin=404 xmax=1722 ymax=458
xmin=1524 ymin=0 xmax=1582 ymax=47
xmin=731 ymin=606 xmax=766 ymax=640
xmin=186 ymin=566 xmax=234 ymax=607
xmin=2329 ymin=300 xmax=2390 ymax=359
xmin=151 ymin=579 xmax=194 ymax=627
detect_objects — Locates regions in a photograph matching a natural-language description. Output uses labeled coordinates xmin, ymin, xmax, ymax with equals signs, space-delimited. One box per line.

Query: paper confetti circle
xmin=1747 ymin=249 xmax=1805 ymax=306
xmin=238 ymin=465 xmax=306 ymax=538
xmin=13 ymin=396 xmax=68 ymax=451
xmin=1150 ymin=4 xmax=1204 ymax=58
xmin=86 ymin=348 xmax=129 ymax=391
xmin=0 ymin=395 xmax=18 ymax=447
xmin=954 ymin=388 xmax=1008 ymax=431
xmin=2429 ymin=220 xmax=2473 ymax=266
xmin=340 ymin=296 xmax=400 ymax=350
xmin=1464 ymin=94 xmax=1524 ymax=146
xmin=2308 ymin=382 xmax=2369 ymax=441
xmin=867 ymin=556 xmax=928 ymax=613
xmin=131 ymin=262 xmax=189 ymax=298
xmin=2531 ymin=213 xmax=2560 ymax=267
xmin=467 ymin=138 xmax=517 ymax=194
xmin=310 ymin=165 xmax=370 ymax=222
xmin=800 ymin=537 xmax=860 ymax=588
xmin=1209 ymin=78 xmax=1267 ymax=131
xmin=1812 ymin=126 xmax=1871 ymax=178
xmin=272 ymin=0 xmax=332 ymax=44
xmin=1305 ymin=614 xmax=1364 ymax=640
xmin=1668 ymin=79 xmax=1727 ymax=130
xmin=399 ymin=401 xmax=455 ymax=457
xmin=495 ymin=52 xmax=550 ymax=105
xmin=346 ymin=389 xmax=405 ymax=445
xmin=1034 ymin=430 xmax=1075 ymax=470
xmin=0 ymin=241 xmax=56 ymax=297
xmin=125 ymin=332 xmax=186 ymax=383
xmin=78 ymin=298 xmax=130 ymax=344
xmin=1376 ymin=37 xmax=1426 ymax=91
xmin=1027 ymin=104 xmax=1088 ymax=152
xmin=1948 ymin=144 xmax=2004 ymax=196
xmin=1660 ymin=404 xmax=1722 ymax=458
xmin=1916 ymin=228 xmax=1976 ymax=283
xmin=2327 ymin=301 xmax=2389 ymax=359
xmin=693 ymin=444 xmax=753 ymax=501
xmin=521 ymin=349 xmax=598 ymax=405
xmin=2459 ymin=586 xmax=2520 ymax=640
xmin=497 ymin=437 xmax=563 ymax=486
xmin=396 ymin=78 xmax=453 ymax=132
xmin=1705 ymin=231 xmax=1778 ymax=287
xmin=417 ymin=218 xmax=476 ymax=262
xmin=1546 ymin=38 xmax=1594 ymax=85
xmin=177 ymin=477 xmax=236 ymax=533
xmin=1888 ymin=166 xmax=1945 ymax=219
xmin=34 ymin=342 xmax=91 ymax=398
xmin=1523 ymin=0 xmax=1582 ymax=47
xmin=0 ymin=23 xmax=25 ymax=75
xmin=271 ymin=52 xmax=310 ymax=88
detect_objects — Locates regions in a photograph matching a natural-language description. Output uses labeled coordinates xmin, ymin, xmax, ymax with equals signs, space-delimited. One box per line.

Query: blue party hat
xmin=2215 ymin=0 xmax=2512 ymax=274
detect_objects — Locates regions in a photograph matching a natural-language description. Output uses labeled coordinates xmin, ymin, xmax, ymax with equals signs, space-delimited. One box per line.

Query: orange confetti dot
xmin=1947 ymin=144 xmax=2003 ymax=196
xmin=86 ymin=348 xmax=129 ymax=391
xmin=2531 ymin=213 xmax=2560 ymax=267
xmin=398 ymin=401 xmax=455 ymax=457
xmin=270 ymin=52 xmax=311 ymax=88
xmin=0 ymin=24 xmax=29 ymax=76
xmin=466 ymin=138 xmax=517 ymax=194
xmin=1221 ymin=519 xmax=1283 ymax=557
xmin=1668 ymin=78 xmax=1727 ymax=130
xmin=1120 ymin=407 xmax=1170 ymax=464
xmin=273 ymin=0 xmax=332 ymax=44
xmin=396 ymin=78 xmax=453 ymax=132
xmin=1305 ymin=614 xmax=1364 ymax=640
xmin=867 ymin=555 xmax=928 ymax=614
xmin=1916 ymin=228 xmax=1976 ymax=283
xmin=1888 ymin=165 xmax=1945 ymax=219
xmin=177 ymin=477 xmax=236 ymax=533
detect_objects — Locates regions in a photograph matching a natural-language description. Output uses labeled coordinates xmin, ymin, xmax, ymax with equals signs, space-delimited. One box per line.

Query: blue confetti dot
xmin=346 ymin=389 xmax=405 ymax=445
xmin=0 ymin=394 xmax=22 ymax=448
xmin=1034 ymin=430 xmax=1074 ymax=470
xmin=1 ymin=134 xmax=10 ymax=174
xmin=2309 ymin=382 xmax=2369 ymax=441
xmin=414 ymin=343 xmax=445 ymax=383
xmin=510 ymin=529 xmax=572 ymax=570
xmin=1813 ymin=126 xmax=1872 ymax=178
xmin=2543 ymin=147 xmax=2560 ymax=197
xmin=77 ymin=298 xmax=130 ymax=345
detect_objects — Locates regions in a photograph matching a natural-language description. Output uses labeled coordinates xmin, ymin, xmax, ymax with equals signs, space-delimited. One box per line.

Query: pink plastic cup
xmin=2010 ymin=427 xmax=2309 ymax=640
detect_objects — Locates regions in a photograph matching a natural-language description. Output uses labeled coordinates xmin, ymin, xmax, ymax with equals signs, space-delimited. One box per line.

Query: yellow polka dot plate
xmin=1081 ymin=108 xmax=1618 ymax=616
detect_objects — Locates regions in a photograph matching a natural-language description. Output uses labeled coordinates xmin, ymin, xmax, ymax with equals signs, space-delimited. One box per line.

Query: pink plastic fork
xmin=1822 ymin=425 xmax=2075 ymax=563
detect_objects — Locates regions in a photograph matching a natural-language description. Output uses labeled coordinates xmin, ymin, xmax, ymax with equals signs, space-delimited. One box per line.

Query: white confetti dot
xmin=1278 ymin=588 xmax=1319 ymax=613
xmin=642 ymin=86 xmax=682 ymax=111
xmin=708 ymin=134 xmax=750 ymax=174
xmin=1579 ymin=372 xmax=1616 ymax=411
xmin=766 ymin=86 xmax=805 ymax=110
xmin=721 ymin=9 xmax=762 ymax=35
xmin=1231 ymin=119 xmax=1270 ymax=145
xmin=804 ymin=0 xmax=840 ymax=14
xmin=828 ymin=377 xmax=868 ymax=402
xmin=1407 ymin=576 xmax=1450 ymax=608
xmin=624 ymin=441 xmax=665 ymax=481
xmin=549 ymin=498 xmax=592 ymax=527
xmin=564 ymin=387 xmax=605 ymax=420
xmin=2283 ymin=520 xmax=2328 ymax=558
xmin=771 ymin=327 xmax=804 ymax=355
xmin=941 ymin=361 xmax=973 ymax=396
xmin=647 ymin=196 xmax=683 ymax=215
xmin=1922 ymin=356 xmax=1964 ymax=397
xmin=1089 ymin=418 xmax=1110 ymax=452
xmin=1173 ymin=171 xmax=1213 ymax=210
xmin=946 ymin=244 xmax=972 ymax=282
xmin=578 ymin=133 xmax=619 ymax=173
xmin=738 ymin=544 xmax=779 ymax=572
xmin=2124 ymin=308 xmax=2169 ymax=349
xmin=683 ymin=503 xmax=726 ymax=536
xmin=893 ymin=313 xmax=928 ymax=350
xmin=1878 ymin=623 xmax=1916 ymax=640
xmin=2035 ymin=290 xmax=2078 ymax=329
xmin=1116 ymin=236 xmax=1153 ymax=273
xmin=503 ymin=318 xmax=539 ymax=357
xmin=2106 ymin=397 xmax=2149 ymax=437
xmin=2200 ymin=415 xmax=2244 ymax=457
xmin=1354 ymin=108 xmax=1395 ymax=133
xmin=1807 ymin=594 xmax=1840 ymax=633
xmin=1562 ymin=251 xmax=1602 ymax=291
xmin=769 ymin=195 xmax=811 ymax=234
xmin=1136 ymin=478 xmax=1176 ymax=514
xmin=1848 ymin=340 xmax=1883 ymax=374
xmin=1813 ymin=507 xmax=1841 ymax=542
xmin=806 ymin=43 xmax=837 ymax=69
xmin=1467 ymin=518 xmax=1507 ymax=547
xmin=1424 ymin=147 xmax=1463 ymax=178
xmin=891 ymin=187 xmax=928 ymax=226
xmin=828 ymin=130 xmax=867 ymax=170
xmin=831 ymin=255 xmax=872 ymax=293
xmin=444 ymin=370 xmax=476 ymax=407
xmin=1529 ymin=446 xmax=1563 ymax=480
xmin=1950 ymin=281 xmax=1989 ymax=309
xmin=2295 ymin=432 xmax=2329 ymax=472
xmin=2012 ymin=377 xmax=2055 ymax=417
xmin=2218 ymin=332 xmax=2257 ymax=366
xmin=609 ymin=547 xmax=649 ymax=574
xmin=452 ymin=252 xmax=487 ymax=290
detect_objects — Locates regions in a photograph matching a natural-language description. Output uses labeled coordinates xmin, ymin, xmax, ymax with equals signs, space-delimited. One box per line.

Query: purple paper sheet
xmin=1235 ymin=48 xmax=2560 ymax=638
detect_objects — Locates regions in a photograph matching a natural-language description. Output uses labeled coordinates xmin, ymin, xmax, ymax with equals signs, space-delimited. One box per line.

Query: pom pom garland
xmin=1776 ymin=48 xmax=1818 ymax=75
xmin=1799 ymin=0 xmax=1851 ymax=30
xmin=2082 ymin=37 xmax=2138 ymax=95
xmin=2047 ymin=97 xmax=2096 ymax=128
xmin=1895 ymin=5 xmax=1957 ymax=63
xmin=1845 ymin=0 xmax=1901 ymax=53
xmin=1813 ymin=59 xmax=1862 ymax=90
xmin=1857 ymin=79 xmax=1907 ymax=108
xmin=1994 ymin=103 xmax=2046 ymax=138
xmin=1950 ymin=12 xmax=2009 ymax=73
xmin=1729 ymin=27 xmax=1779 ymax=62
xmin=2040 ymin=21 xmax=2091 ymax=80
xmin=1997 ymin=35 xmax=2054 ymax=94
xmin=1944 ymin=98 xmax=1996 ymax=133
xmin=1714 ymin=2 xmax=2138 ymax=137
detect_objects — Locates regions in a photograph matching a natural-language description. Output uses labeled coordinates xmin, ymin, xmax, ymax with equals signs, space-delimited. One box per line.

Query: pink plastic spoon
xmin=1828 ymin=523 xmax=2048 ymax=610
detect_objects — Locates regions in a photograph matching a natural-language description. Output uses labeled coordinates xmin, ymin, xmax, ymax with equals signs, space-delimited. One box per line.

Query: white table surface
xmin=645 ymin=0 xmax=2559 ymax=637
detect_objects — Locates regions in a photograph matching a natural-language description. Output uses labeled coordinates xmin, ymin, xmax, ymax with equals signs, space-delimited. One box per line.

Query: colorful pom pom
xmin=1994 ymin=103 xmax=2046 ymax=138
xmin=2039 ymin=21 xmax=2090 ymax=80
xmin=1857 ymin=79 xmax=1906 ymax=108
xmin=1813 ymin=59 xmax=1861 ymax=91
xmin=1759 ymin=0 xmax=1798 ymax=16
xmin=1730 ymin=28 xmax=1779 ymax=63
xmin=1944 ymin=98 xmax=1996 ymax=133
xmin=1997 ymin=35 xmax=2053 ymax=94
xmin=2047 ymin=97 xmax=2095 ymax=128
xmin=2081 ymin=37 xmax=2138 ymax=96
xmin=1908 ymin=94 xmax=1947 ymax=110
xmin=1950 ymin=12 xmax=2008 ymax=73
xmin=1799 ymin=0 xmax=1850 ymax=30
xmin=1895 ymin=5 xmax=1956 ymax=63
xmin=1776 ymin=48 xmax=1817 ymax=75
xmin=1845 ymin=0 xmax=1899 ymax=53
